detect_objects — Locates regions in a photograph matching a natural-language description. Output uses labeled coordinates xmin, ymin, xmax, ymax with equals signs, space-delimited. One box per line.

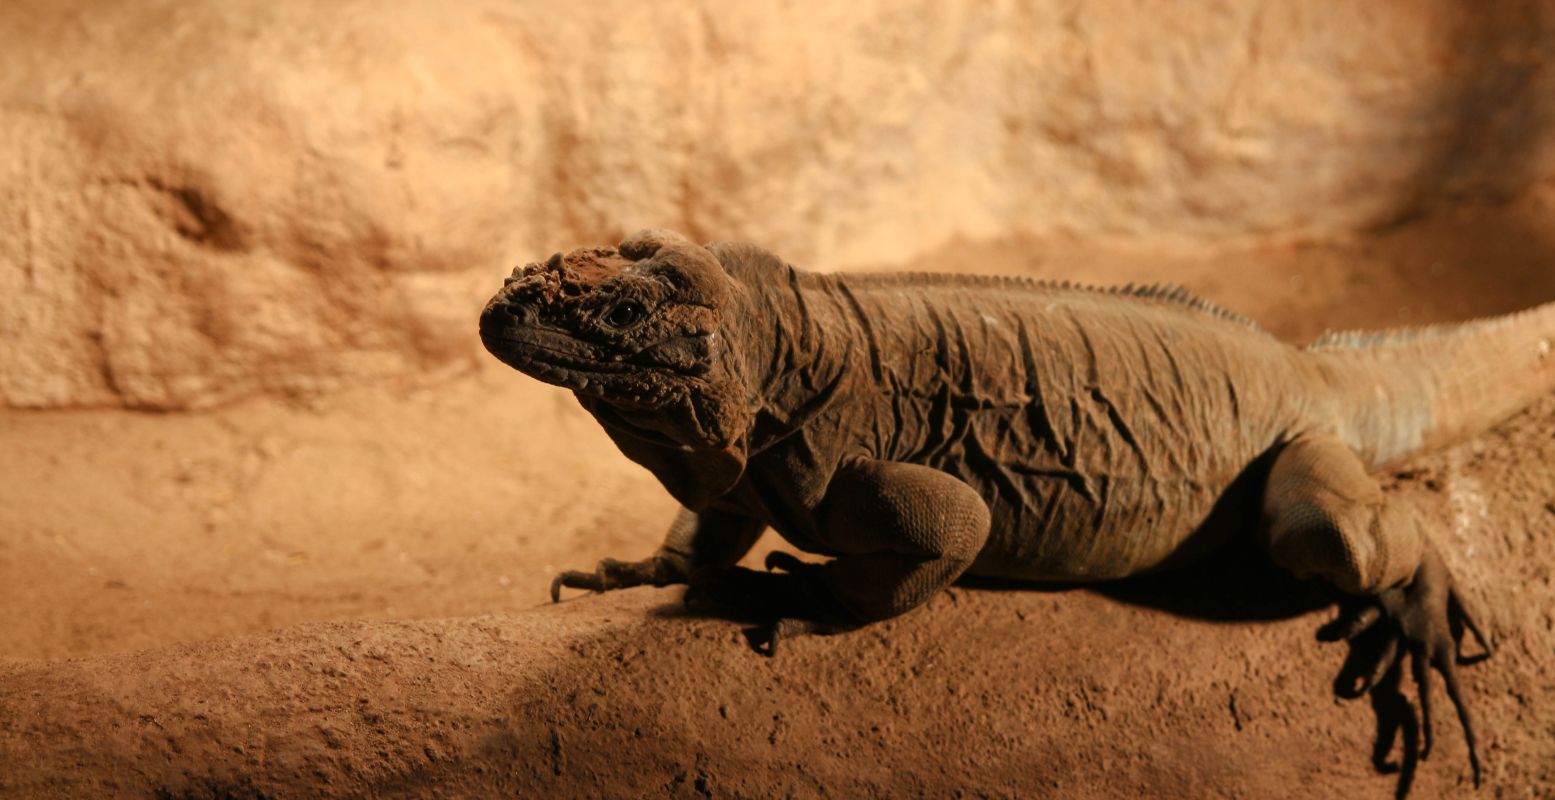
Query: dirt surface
xmin=2 ymin=200 xmax=1555 ymax=797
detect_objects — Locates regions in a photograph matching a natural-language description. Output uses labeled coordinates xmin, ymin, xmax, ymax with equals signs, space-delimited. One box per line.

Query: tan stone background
xmin=4 ymin=0 xmax=1553 ymax=410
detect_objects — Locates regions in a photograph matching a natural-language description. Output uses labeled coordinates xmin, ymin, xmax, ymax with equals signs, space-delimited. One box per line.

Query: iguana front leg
xmin=550 ymin=507 xmax=765 ymax=601
xmin=1261 ymin=433 xmax=1493 ymax=791
xmin=686 ymin=459 xmax=992 ymax=654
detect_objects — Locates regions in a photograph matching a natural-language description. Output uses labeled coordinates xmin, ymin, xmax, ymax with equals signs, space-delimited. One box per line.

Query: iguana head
xmin=479 ymin=229 xmax=753 ymax=456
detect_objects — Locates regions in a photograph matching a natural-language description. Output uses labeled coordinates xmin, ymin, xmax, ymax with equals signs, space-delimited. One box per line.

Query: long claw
xmin=1411 ymin=646 xmax=1435 ymax=761
xmin=1437 ymin=654 xmax=1482 ymax=787
xmin=550 ymin=569 xmax=600 ymax=602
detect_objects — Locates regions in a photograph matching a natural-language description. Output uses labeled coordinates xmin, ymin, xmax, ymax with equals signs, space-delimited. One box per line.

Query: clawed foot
xmin=1320 ymin=547 xmax=1493 ymax=795
xmin=683 ymin=551 xmax=856 ymax=656
xmin=550 ymin=552 xmax=690 ymax=602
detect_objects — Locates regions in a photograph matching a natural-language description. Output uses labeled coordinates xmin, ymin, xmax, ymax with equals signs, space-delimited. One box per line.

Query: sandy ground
xmin=2 ymin=199 xmax=1554 ymax=797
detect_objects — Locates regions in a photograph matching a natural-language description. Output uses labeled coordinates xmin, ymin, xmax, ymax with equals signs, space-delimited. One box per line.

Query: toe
xmin=742 ymin=617 xmax=832 ymax=657
xmin=550 ymin=569 xmax=603 ymax=602
xmin=1358 ymin=635 xmax=1401 ymax=696
xmin=1448 ymin=586 xmax=1494 ymax=664
xmin=1410 ymin=646 xmax=1435 ymax=760
xmin=1434 ymin=649 xmax=1483 ymax=787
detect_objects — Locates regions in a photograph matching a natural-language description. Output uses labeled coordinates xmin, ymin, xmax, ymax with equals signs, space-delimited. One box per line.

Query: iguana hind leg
xmin=685 ymin=459 xmax=992 ymax=655
xmin=1262 ymin=433 xmax=1492 ymax=789
xmin=550 ymin=508 xmax=764 ymax=601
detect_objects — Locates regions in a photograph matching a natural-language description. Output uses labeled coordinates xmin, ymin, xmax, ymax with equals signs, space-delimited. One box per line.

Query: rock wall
xmin=3 ymin=0 xmax=1552 ymax=408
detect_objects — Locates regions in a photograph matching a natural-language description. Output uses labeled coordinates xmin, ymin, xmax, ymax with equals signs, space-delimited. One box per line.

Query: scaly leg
xmin=1262 ymin=433 xmax=1492 ymax=791
xmin=686 ymin=459 xmax=992 ymax=654
xmin=550 ymin=507 xmax=765 ymax=601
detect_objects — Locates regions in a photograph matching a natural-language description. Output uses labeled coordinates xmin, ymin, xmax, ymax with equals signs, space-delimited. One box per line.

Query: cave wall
xmin=2 ymin=0 xmax=1551 ymax=409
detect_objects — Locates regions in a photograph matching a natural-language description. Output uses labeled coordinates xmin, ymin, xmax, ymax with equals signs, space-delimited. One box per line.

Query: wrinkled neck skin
xmin=714 ymin=244 xmax=854 ymax=457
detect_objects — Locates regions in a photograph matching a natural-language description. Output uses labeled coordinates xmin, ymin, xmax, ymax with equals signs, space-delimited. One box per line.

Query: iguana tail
xmin=1304 ymin=301 xmax=1555 ymax=469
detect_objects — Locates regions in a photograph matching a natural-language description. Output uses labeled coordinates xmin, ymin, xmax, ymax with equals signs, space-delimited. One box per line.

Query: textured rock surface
xmin=3 ymin=436 xmax=1553 ymax=800
xmin=3 ymin=0 xmax=1554 ymax=408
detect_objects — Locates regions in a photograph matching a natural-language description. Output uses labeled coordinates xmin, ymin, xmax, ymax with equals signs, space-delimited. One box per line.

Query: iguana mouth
xmin=482 ymin=334 xmax=633 ymax=376
xmin=481 ymin=334 xmax=638 ymax=399
xmin=481 ymin=327 xmax=696 ymax=408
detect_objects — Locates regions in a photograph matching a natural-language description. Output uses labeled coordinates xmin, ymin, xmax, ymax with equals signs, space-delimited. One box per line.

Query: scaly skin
xmin=479 ymin=229 xmax=1555 ymax=795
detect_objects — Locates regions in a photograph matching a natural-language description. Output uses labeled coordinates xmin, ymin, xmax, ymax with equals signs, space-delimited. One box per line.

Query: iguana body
xmin=480 ymin=230 xmax=1550 ymax=791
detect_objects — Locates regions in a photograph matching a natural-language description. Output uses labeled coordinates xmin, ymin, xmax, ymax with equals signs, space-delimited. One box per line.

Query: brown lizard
xmin=479 ymin=229 xmax=1552 ymax=792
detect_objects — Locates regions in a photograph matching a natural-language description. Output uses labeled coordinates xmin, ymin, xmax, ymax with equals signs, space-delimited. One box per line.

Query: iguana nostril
xmin=502 ymin=302 xmax=532 ymax=323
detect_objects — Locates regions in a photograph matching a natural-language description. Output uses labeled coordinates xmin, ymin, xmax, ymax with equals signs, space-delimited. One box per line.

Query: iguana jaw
xmin=478 ymin=316 xmax=714 ymax=408
xmin=480 ymin=321 xmax=640 ymax=391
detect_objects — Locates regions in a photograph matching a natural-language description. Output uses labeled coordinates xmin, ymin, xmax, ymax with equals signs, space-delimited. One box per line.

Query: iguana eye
xmin=603 ymin=301 xmax=646 ymax=329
